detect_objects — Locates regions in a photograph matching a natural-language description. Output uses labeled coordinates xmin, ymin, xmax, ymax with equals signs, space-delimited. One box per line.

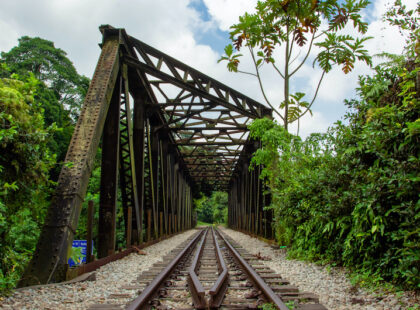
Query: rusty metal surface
xmin=216 ymin=228 xmax=290 ymax=310
xmin=188 ymin=229 xmax=208 ymax=309
xmin=98 ymin=74 xmax=121 ymax=258
xmin=209 ymin=227 xmax=229 ymax=308
xmin=125 ymin=229 xmax=204 ymax=310
xmin=19 ymin=32 xmax=121 ymax=286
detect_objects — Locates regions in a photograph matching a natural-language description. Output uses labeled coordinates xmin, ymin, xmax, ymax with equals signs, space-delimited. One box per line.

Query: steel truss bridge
xmin=20 ymin=25 xmax=274 ymax=286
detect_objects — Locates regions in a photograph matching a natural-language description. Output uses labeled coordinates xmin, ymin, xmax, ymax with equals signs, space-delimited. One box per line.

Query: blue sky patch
xmin=188 ymin=0 xmax=230 ymax=54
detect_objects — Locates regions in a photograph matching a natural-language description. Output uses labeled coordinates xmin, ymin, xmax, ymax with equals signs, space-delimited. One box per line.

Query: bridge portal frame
xmin=19 ymin=26 xmax=273 ymax=286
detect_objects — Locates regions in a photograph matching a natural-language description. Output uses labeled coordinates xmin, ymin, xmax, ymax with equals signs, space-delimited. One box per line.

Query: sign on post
xmin=68 ymin=240 xmax=93 ymax=267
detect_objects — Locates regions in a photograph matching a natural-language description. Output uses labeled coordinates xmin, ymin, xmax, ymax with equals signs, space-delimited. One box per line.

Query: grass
xmin=196 ymin=221 xmax=213 ymax=227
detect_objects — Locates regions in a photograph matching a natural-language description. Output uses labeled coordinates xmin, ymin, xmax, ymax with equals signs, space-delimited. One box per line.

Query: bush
xmin=0 ymin=74 xmax=55 ymax=292
xmin=249 ymin=59 xmax=419 ymax=289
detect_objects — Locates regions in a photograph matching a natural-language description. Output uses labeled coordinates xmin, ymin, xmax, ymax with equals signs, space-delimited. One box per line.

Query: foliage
xmin=384 ymin=0 xmax=420 ymax=59
xmin=0 ymin=73 xmax=56 ymax=292
xmin=1 ymin=40 xmax=80 ymax=181
xmin=249 ymin=57 xmax=419 ymax=289
xmin=0 ymin=36 xmax=89 ymax=293
xmin=219 ymin=0 xmax=372 ymax=131
xmin=1 ymin=36 xmax=89 ymax=119
xmin=74 ymin=148 xmax=127 ymax=255
xmin=194 ymin=191 xmax=228 ymax=224
xmin=211 ymin=192 xmax=228 ymax=224
xmin=197 ymin=220 xmax=213 ymax=227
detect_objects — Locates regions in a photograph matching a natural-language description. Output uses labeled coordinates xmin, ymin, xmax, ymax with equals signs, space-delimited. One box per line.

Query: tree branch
xmin=237 ymin=70 xmax=258 ymax=77
xmin=249 ymin=46 xmax=284 ymax=121
xmin=290 ymin=30 xmax=316 ymax=77
xmin=271 ymin=62 xmax=285 ymax=79
xmin=298 ymin=70 xmax=325 ymax=119
xmin=289 ymin=50 xmax=302 ymax=66
xmin=289 ymin=28 xmax=297 ymax=62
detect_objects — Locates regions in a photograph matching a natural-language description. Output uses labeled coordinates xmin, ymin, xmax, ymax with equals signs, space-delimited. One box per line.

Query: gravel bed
xmin=220 ymin=227 xmax=419 ymax=310
xmin=0 ymin=229 xmax=197 ymax=310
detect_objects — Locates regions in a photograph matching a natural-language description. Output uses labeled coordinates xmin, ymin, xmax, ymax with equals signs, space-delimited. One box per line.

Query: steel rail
xmin=216 ymin=229 xmax=290 ymax=310
xmin=187 ymin=228 xmax=208 ymax=309
xmin=126 ymin=229 xmax=204 ymax=310
xmin=209 ymin=227 xmax=229 ymax=308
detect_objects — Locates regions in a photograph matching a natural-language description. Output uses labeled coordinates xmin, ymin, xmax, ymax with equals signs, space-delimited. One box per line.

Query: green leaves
xmin=194 ymin=191 xmax=228 ymax=224
xmin=315 ymin=33 xmax=372 ymax=73
xmin=220 ymin=0 xmax=372 ymax=127
xmin=280 ymin=92 xmax=311 ymax=123
xmin=384 ymin=0 xmax=419 ymax=58
xmin=249 ymin=55 xmax=420 ymax=289
xmin=1 ymin=36 xmax=89 ymax=119
xmin=218 ymin=44 xmax=243 ymax=72
xmin=0 ymin=74 xmax=55 ymax=292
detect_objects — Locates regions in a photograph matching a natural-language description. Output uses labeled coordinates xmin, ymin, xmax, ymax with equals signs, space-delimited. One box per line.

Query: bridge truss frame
xmin=20 ymin=26 xmax=274 ymax=286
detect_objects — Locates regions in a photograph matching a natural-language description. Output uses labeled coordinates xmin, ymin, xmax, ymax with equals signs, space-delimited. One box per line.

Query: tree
xmin=1 ymin=37 xmax=89 ymax=179
xmin=1 ymin=36 xmax=89 ymax=119
xmin=194 ymin=191 xmax=228 ymax=224
xmin=219 ymin=0 xmax=372 ymax=132
xmin=211 ymin=192 xmax=228 ymax=224
xmin=247 ymin=4 xmax=419 ymax=288
xmin=0 ymin=71 xmax=56 ymax=291
xmin=384 ymin=0 xmax=419 ymax=60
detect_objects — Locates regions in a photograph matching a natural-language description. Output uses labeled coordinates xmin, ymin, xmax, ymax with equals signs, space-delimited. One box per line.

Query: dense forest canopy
xmin=195 ymin=191 xmax=228 ymax=224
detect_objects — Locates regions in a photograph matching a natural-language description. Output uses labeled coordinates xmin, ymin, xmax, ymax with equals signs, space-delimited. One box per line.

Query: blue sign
xmin=68 ymin=240 xmax=93 ymax=267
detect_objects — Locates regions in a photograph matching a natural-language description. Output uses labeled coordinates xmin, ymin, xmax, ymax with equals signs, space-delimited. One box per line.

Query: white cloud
xmin=0 ymin=0 xmax=209 ymax=77
xmin=0 ymin=19 xmax=19 ymax=53
xmin=201 ymin=0 xmax=257 ymax=31
xmin=0 ymin=0 xmax=416 ymax=138
xmin=288 ymin=111 xmax=330 ymax=139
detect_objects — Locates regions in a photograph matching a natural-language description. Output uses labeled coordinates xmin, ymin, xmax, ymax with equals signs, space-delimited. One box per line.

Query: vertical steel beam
xmin=127 ymin=207 xmax=132 ymax=247
xmin=122 ymin=66 xmax=141 ymax=242
xmin=86 ymin=201 xmax=94 ymax=263
xmin=146 ymin=120 xmax=157 ymax=239
xmin=98 ymin=77 xmax=121 ymax=257
xmin=160 ymin=139 xmax=169 ymax=234
xmin=151 ymin=127 xmax=160 ymax=238
xmin=133 ymin=96 xmax=146 ymax=244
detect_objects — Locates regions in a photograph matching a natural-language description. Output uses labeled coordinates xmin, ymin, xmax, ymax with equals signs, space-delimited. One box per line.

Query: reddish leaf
xmin=342 ymin=59 xmax=354 ymax=74
xmin=234 ymin=34 xmax=244 ymax=51
xmin=294 ymin=28 xmax=307 ymax=46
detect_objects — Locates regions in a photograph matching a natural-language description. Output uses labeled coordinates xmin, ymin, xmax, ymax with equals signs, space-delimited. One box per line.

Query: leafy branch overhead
xmin=219 ymin=0 xmax=373 ymax=132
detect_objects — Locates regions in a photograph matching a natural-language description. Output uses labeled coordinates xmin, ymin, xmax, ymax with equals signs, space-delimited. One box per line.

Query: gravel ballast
xmin=1 ymin=229 xmax=197 ymax=310
xmin=220 ymin=227 xmax=418 ymax=310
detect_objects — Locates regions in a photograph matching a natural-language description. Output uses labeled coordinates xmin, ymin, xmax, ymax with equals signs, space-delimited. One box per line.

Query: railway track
xmin=88 ymin=227 xmax=327 ymax=310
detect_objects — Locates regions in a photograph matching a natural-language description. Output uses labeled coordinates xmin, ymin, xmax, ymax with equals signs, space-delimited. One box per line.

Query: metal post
xmin=147 ymin=209 xmax=152 ymax=242
xmin=151 ymin=127 xmax=160 ymax=238
xmin=127 ymin=207 xmax=132 ymax=247
xmin=133 ymin=94 xmax=146 ymax=245
xmin=86 ymin=200 xmax=94 ymax=263
xmin=98 ymin=77 xmax=121 ymax=258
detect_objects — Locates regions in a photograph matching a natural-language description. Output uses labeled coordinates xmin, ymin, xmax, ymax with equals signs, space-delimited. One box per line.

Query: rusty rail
xmin=126 ymin=229 xmax=203 ymax=310
xmin=209 ymin=227 xmax=229 ymax=308
xmin=188 ymin=228 xmax=208 ymax=309
xmin=216 ymin=228 xmax=290 ymax=310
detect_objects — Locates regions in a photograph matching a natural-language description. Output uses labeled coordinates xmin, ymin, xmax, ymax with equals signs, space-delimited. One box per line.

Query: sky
xmin=0 ymin=0 xmax=417 ymax=137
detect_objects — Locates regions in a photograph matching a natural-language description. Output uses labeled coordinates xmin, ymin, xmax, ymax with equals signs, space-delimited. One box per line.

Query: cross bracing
xmin=121 ymin=30 xmax=271 ymax=189
xmin=19 ymin=25 xmax=273 ymax=287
